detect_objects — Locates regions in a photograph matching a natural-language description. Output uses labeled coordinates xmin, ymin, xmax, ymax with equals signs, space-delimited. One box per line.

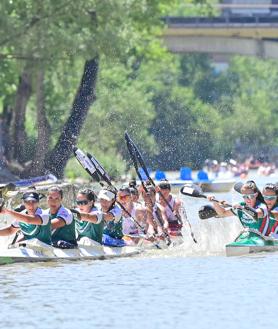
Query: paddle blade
xmin=73 ymin=146 xmax=99 ymax=181
xmin=87 ymin=153 xmax=113 ymax=187
xmin=180 ymin=184 xmax=205 ymax=198
xmin=234 ymin=182 xmax=243 ymax=193
xmin=198 ymin=204 xmax=218 ymax=220
xmin=0 ymin=183 xmax=16 ymax=197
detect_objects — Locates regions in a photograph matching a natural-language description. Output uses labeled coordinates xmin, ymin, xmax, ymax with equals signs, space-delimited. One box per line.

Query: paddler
xmin=117 ymin=186 xmax=146 ymax=244
xmin=74 ymin=188 xmax=104 ymax=245
xmin=208 ymin=180 xmax=269 ymax=235
xmin=47 ymin=186 xmax=77 ymax=248
xmin=260 ymin=183 xmax=278 ymax=236
xmin=141 ymin=184 xmax=170 ymax=241
xmin=0 ymin=191 xmax=51 ymax=244
xmin=156 ymin=180 xmax=183 ymax=236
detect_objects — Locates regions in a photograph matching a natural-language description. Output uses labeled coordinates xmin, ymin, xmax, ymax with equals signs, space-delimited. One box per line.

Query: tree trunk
xmin=9 ymin=63 xmax=32 ymax=163
xmin=28 ymin=67 xmax=51 ymax=176
xmin=0 ymin=116 xmax=18 ymax=182
xmin=44 ymin=57 xmax=99 ymax=178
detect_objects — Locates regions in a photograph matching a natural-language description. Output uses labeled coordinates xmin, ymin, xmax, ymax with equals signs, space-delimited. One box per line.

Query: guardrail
xmin=164 ymin=15 xmax=278 ymax=27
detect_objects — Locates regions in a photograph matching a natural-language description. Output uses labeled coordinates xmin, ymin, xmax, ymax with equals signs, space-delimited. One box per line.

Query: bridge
xmin=163 ymin=4 xmax=278 ymax=59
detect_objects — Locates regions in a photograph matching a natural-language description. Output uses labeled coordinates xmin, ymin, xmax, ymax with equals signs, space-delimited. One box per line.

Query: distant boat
xmin=153 ymin=168 xmax=235 ymax=193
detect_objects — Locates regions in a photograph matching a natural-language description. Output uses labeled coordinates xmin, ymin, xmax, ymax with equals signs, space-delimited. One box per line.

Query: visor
xmin=22 ymin=192 xmax=40 ymax=202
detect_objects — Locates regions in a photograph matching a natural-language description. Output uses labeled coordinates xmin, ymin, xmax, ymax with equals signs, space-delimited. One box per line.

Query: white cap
xmin=98 ymin=189 xmax=116 ymax=201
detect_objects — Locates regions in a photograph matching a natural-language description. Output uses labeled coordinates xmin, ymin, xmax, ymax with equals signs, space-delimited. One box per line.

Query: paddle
xmin=0 ymin=183 xmax=16 ymax=198
xmin=198 ymin=204 xmax=218 ymax=220
xmin=125 ymin=134 xmax=171 ymax=245
xmin=73 ymin=146 xmax=146 ymax=234
xmin=234 ymin=182 xmax=243 ymax=193
xmin=125 ymin=132 xmax=198 ymax=244
xmin=181 ymin=183 xmax=257 ymax=220
xmin=73 ymin=146 xmax=162 ymax=249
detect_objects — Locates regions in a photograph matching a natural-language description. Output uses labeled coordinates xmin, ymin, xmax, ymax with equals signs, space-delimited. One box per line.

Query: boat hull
xmin=0 ymin=239 xmax=141 ymax=265
xmin=200 ymin=179 xmax=235 ymax=193
xmin=226 ymin=230 xmax=278 ymax=256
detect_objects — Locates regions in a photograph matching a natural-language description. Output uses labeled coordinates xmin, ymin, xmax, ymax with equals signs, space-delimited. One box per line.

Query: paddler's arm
xmin=71 ymin=209 xmax=102 ymax=224
xmin=207 ymin=196 xmax=234 ymax=217
xmin=173 ymin=198 xmax=182 ymax=220
xmin=270 ymin=210 xmax=278 ymax=221
xmin=0 ymin=225 xmax=19 ymax=236
xmin=1 ymin=207 xmax=44 ymax=225
xmin=71 ymin=209 xmax=117 ymax=223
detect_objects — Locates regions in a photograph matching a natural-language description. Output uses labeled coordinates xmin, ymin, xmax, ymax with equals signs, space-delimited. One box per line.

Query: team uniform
xmin=76 ymin=206 xmax=104 ymax=244
xmin=49 ymin=206 xmax=76 ymax=245
xmin=12 ymin=208 xmax=51 ymax=244
xmin=161 ymin=195 xmax=183 ymax=235
xmin=102 ymin=205 xmax=125 ymax=246
xmin=268 ymin=206 xmax=278 ymax=237
xmin=232 ymin=202 xmax=269 ymax=235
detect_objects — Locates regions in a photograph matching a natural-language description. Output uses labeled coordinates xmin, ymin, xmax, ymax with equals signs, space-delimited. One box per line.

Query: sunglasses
xmin=118 ymin=194 xmax=130 ymax=201
xmin=242 ymin=193 xmax=257 ymax=200
xmin=263 ymin=195 xmax=277 ymax=201
xmin=76 ymin=200 xmax=89 ymax=205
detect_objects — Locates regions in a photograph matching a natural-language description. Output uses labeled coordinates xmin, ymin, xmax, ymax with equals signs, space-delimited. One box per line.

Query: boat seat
xmin=180 ymin=167 xmax=193 ymax=180
xmin=154 ymin=170 xmax=166 ymax=180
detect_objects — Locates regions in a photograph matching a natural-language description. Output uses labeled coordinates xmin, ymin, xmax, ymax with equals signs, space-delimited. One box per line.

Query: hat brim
xmin=23 ymin=197 xmax=39 ymax=202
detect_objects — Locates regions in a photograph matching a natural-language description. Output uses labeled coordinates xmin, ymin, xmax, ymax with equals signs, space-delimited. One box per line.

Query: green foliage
xmin=1 ymin=0 xmax=278 ymax=179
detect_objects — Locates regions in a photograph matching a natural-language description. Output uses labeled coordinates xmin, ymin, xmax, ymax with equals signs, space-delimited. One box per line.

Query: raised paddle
xmin=124 ymin=133 xmax=171 ymax=245
xmin=73 ymin=146 xmax=149 ymax=236
xmin=125 ymin=132 xmax=198 ymax=244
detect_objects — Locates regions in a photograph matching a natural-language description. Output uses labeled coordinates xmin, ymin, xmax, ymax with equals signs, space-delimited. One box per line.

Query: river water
xmin=0 ymin=172 xmax=278 ymax=329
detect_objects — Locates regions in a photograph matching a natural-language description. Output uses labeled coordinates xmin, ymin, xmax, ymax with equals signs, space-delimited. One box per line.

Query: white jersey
xmin=122 ymin=207 xmax=139 ymax=235
xmin=47 ymin=206 xmax=73 ymax=225
xmin=160 ymin=195 xmax=177 ymax=223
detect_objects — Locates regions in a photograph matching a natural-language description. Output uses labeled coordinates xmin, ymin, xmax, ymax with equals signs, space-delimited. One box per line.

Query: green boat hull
xmin=226 ymin=230 xmax=278 ymax=256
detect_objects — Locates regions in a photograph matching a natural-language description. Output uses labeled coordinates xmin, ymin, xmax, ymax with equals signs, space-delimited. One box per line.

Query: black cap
xmin=22 ymin=192 xmax=40 ymax=202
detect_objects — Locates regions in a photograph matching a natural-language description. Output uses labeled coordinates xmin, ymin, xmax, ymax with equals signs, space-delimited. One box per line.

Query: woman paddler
xmin=260 ymin=183 xmax=278 ymax=237
xmin=73 ymin=187 xmax=125 ymax=247
xmin=0 ymin=191 xmax=51 ymax=245
xmin=74 ymin=188 xmax=104 ymax=245
xmin=208 ymin=180 xmax=269 ymax=235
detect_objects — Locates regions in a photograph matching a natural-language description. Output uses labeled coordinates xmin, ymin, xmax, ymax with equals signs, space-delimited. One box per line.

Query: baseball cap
xmin=98 ymin=189 xmax=116 ymax=201
xmin=22 ymin=192 xmax=40 ymax=202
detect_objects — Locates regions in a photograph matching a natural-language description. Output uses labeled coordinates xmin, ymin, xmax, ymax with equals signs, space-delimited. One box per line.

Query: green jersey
xmin=76 ymin=207 xmax=104 ymax=244
xmin=268 ymin=205 xmax=278 ymax=234
xmin=49 ymin=206 xmax=76 ymax=245
xmin=233 ymin=202 xmax=269 ymax=235
xmin=12 ymin=208 xmax=51 ymax=244
xmin=103 ymin=205 xmax=123 ymax=239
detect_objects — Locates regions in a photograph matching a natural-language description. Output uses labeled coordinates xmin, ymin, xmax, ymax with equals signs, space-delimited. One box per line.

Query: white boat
xmin=0 ymin=238 xmax=141 ymax=265
xmin=200 ymin=179 xmax=235 ymax=193
xmin=154 ymin=178 xmax=235 ymax=193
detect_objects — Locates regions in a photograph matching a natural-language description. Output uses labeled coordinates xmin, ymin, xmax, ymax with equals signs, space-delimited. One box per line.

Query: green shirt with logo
xmin=12 ymin=208 xmax=51 ymax=244
xmin=49 ymin=206 xmax=76 ymax=245
xmin=76 ymin=207 xmax=104 ymax=244
xmin=233 ymin=202 xmax=268 ymax=233
xmin=103 ymin=205 xmax=123 ymax=239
